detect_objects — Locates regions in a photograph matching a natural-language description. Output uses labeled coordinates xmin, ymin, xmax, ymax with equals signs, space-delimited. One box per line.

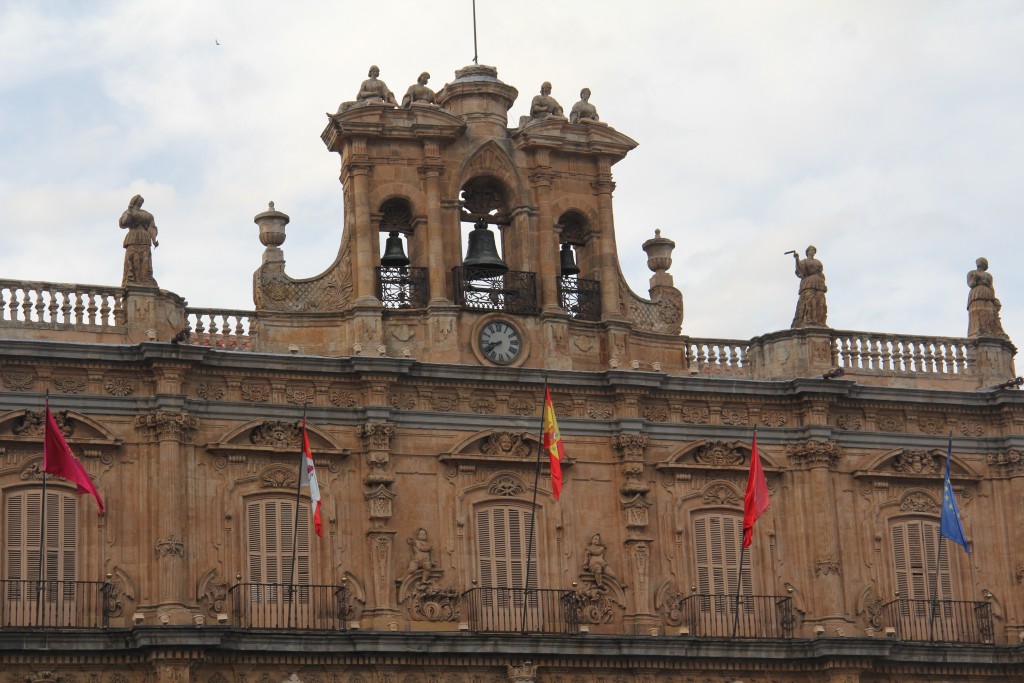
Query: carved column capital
xmin=613 ymin=432 xmax=649 ymax=460
xmin=989 ymin=449 xmax=1024 ymax=477
xmin=359 ymin=421 xmax=395 ymax=451
xmin=786 ymin=440 xmax=841 ymax=469
xmin=135 ymin=411 xmax=199 ymax=443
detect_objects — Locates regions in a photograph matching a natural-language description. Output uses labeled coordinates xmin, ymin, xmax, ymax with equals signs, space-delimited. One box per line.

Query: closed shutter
xmin=693 ymin=512 xmax=750 ymax=609
xmin=4 ymin=488 xmax=78 ymax=600
xmin=246 ymin=498 xmax=310 ymax=596
xmin=891 ymin=519 xmax=953 ymax=602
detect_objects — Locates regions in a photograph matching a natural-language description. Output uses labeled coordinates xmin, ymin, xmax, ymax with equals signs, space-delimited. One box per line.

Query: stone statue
xmin=357 ymin=65 xmax=397 ymax=105
xmin=569 ymin=88 xmax=600 ymax=124
xmin=790 ymin=246 xmax=828 ymax=329
xmin=530 ymin=82 xmax=564 ymax=120
xmin=406 ymin=527 xmax=435 ymax=577
xmin=967 ymin=257 xmax=1007 ymax=337
xmin=402 ymin=72 xmax=436 ymax=108
xmin=583 ymin=533 xmax=609 ymax=587
xmin=119 ymin=194 xmax=159 ymax=287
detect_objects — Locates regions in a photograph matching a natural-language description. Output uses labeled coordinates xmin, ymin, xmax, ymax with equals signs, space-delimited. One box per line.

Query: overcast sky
xmin=2 ymin=1 xmax=1023 ymax=349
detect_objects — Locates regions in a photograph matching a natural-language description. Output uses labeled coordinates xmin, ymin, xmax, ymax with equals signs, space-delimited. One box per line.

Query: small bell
xmin=380 ymin=231 xmax=410 ymax=268
xmin=559 ymin=243 xmax=580 ymax=276
xmin=463 ymin=219 xmax=509 ymax=275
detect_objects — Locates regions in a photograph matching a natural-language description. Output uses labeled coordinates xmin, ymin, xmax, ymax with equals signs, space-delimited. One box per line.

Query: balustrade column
xmin=787 ymin=441 xmax=850 ymax=632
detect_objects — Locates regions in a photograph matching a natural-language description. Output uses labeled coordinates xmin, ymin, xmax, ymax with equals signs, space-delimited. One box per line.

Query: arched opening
xmin=556 ymin=210 xmax=600 ymax=320
xmin=375 ymin=197 xmax=427 ymax=309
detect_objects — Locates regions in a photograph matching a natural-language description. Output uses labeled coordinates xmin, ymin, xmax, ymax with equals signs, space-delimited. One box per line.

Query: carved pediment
xmin=205 ymin=418 xmax=349 ymax=461
xmin=854 ymin=447 xmax=980 ymax=483
xmin=656 ymin=438 xmax=777 ymax=473
xmin=0 ymin=409 xmax=122 ymax=452
xmin=439 ymin=429 xmax=574 ymax=469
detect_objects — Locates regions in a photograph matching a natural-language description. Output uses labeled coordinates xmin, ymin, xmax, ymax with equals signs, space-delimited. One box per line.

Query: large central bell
xmin=380 ymin=231 xmax=410 ymax=268
xmin=463 ymin=219 xmax=508 ymax=275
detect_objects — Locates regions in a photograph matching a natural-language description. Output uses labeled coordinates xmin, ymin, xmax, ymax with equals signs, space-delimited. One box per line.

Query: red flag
xmin=742 ymin=431 xmax=769 ymax=548
xmin=542 ymin=387 xmax=565 ymax=500
xmin=300 ymin=420 xmax=322 ymax=537
xmin=43 ymin=405 xmax=104 ymax=515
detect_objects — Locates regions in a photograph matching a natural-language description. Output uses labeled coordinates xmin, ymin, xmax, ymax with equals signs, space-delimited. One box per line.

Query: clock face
xmin=479 ymin=320 xmax=523 ymax=365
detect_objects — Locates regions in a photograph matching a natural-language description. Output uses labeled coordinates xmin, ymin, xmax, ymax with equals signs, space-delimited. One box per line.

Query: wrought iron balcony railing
xmin=377 ymin=267 xmax=429 ymax=310
xmin=452 ymin=267 xmax=538 ymax=315
xmin=229 ymin=582 xmax=350 ymax=630
xmin=674 ymin=593 xmax=795 ymax=639
xmin=557 ymin=276 xmax=601 ymax=321
xmin=881 ymin=598 xmax=994 ymax=643
xmin=462 ymin=587 xmax=579 ymax=634
xmin=0 ymin=579 xmax=113 ymax=628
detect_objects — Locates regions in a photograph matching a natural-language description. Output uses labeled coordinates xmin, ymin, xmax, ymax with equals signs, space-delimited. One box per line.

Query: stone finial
xmin=119 ymin=194 xmax=160 ymax=287
xmin=790 ymin=245 xmax=828 ymax=329
xmin=967 ymin=257 xmax=1008 ymax=338
xmin=642 ymin=229 xmax=675 ymax=288
xmin=254 ymin=202 xmax=290 ymax=264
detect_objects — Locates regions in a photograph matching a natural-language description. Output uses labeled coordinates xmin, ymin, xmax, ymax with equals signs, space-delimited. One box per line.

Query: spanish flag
xmin=542 ymin=387 xmax=565 ymax=500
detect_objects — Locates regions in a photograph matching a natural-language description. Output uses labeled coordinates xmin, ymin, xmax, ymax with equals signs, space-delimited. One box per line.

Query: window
xmin=246 ymin=498 xmax=309 ymax=597
xmin=476 ymin=504 xmax=537 ymax=592
xmin=693 ymin=512 xmax=751 ymax=600
xmin=891 ymin=518 xmax=953 ymax=603
xmin=4 ymin=488 xmax=77 ymax=600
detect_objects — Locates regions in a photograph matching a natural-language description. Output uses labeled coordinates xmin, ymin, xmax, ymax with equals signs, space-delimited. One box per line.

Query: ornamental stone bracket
xmin=136 ymin=411 xmax=199 ymax=443
xmin=506 ymin=662 xmax=538 ymax=683
xmin=787 ymin=440 xmax=841 ymax=470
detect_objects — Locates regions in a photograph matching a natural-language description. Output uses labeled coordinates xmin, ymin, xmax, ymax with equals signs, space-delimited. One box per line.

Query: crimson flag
xmin=43 ymin=405 xmax=105 ymax=514
xmin=742 ymin=430 xmax=769 ymax=548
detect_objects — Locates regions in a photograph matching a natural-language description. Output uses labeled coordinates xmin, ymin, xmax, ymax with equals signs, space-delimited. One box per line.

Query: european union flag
xmin=940 ymin=436 xmax=969 ymax=553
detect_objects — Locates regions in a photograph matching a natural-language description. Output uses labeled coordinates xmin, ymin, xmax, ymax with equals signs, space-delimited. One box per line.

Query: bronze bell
xmin=560 ymin=243 xmax=580 ymax=276
xmin=380 ymin=231 xmax=410 ymax=268
xmin=463 ymin=219 xmax=508 ymax=275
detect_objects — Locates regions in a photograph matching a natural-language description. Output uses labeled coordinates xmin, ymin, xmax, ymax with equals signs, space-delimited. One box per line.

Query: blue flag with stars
xmin=940 ymin=436 xmax=969 ymax=553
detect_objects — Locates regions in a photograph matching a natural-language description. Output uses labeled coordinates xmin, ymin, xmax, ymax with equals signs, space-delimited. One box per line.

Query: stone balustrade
xmin=186 ymin=308 xmax=256 ymax=351
xmin=686 ymin=338 xmax=750 ymax=377
xmin=0 ymin=279 xmax=125 ymax=329
xmin=831 ymin=331 xmax=972 ymax=377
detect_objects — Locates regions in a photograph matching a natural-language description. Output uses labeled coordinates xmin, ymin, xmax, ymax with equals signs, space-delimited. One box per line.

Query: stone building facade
xmin=2 ymin=63 xmax=1023 ymax=682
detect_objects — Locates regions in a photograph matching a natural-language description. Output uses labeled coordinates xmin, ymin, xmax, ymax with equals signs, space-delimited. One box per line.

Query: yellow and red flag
xmin=542 ymin=387 xmax=564 ymax=500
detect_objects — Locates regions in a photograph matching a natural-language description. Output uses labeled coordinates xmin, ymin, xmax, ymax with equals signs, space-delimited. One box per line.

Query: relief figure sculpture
xmin=119 ymin=194 xmax=160 ymax=287
xmin=406 ymin=527 xmax=435 ymax=579
xmin=790 ymin=245 xmax=827 ymax=329
xmin=967 ymin=257 xmax=1007 ymax=337
xmin=583 ymin=533 xmax=609 ymax=587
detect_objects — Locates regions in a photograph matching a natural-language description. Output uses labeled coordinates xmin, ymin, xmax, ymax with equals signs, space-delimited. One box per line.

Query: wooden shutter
xmin=476 ymin=504 xmax=538 ymax=590
xmin=4 ymin=488 xmax=78 ymax=600
xmin=693 ymin=512 xmax=750 ymax=601
xmin=891 ymin=518 xmax=953 ymax=602
xmin=246 ymin=498 xmax=310 ymax=591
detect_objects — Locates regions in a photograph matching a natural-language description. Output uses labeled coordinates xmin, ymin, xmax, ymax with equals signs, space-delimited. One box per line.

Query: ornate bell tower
xmin=250 ymin=64 xmax=684 ymax=371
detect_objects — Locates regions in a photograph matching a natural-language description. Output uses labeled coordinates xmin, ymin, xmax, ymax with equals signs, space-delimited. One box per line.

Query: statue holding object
xmin=789 ymin=245 xmax=828 ymax=329
xmin=119 ymin=194 xmax=159 ymax=287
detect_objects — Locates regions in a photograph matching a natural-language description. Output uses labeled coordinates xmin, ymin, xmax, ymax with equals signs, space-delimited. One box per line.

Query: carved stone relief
xmin=787 ymin=440 xmax=841 ymax=469
xmin=135 ymin=411 xmax=199 ymax=443
xmin=680 ymin=405 xmax=710 ymax=424
xmin=760 ymin=410 xmax=787 ymax=427
xmin=814 ymin=554 xmax=841 ymax=577
xmin=2 ymin=371 xmax=35 ymax=392
xmin=721 ymin=406 xmax=749 ymax=426
xmin=836 ymin=414 xmax=862 ymax=431
xmin=479 ymin=432 xmax=530 ymax=458
xmin=693 ymin=441 xmax=744 ymax=467
xmin=329 ymin=389 xmax=358 ymax=408
xmin=241 ymin=383 xmax=270 ymax=403
xmin=52 ymin=375 xmax=86 ymax=394
xmin=104 ymin=378 xmax=136 ymax=397
xmin=155 ymin=534 xmax=185 ymax=558
xmin=892 ymin=450 xmax=939 ymax=475
xmin=250 ymin=421 xmax=302 ymax=450
xmin=899 ymin=491 xmax=939 ymax=514
xmin=877 ymin=414 xmax=905 ymax=432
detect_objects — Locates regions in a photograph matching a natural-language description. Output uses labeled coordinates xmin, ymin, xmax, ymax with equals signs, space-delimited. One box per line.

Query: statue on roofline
xmin=402 ymin=72 xmax=436 ymax=108
xmin=337 ymin=65 xmax=397 ymax=113
xmin=529 ymin=81 xmax=565 ymax=121
xmin=790 ymin=245 xmax=828 ymax=329
xmin=967 ymin=257 xmax=1007 ymax=337
xmin=119 ymin=194 xmax=159 ymax=287
xmin=570 ymin=87 xmax=600 ymax=124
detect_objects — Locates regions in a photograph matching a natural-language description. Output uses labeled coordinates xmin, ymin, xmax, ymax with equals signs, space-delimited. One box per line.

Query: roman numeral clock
xmin=476 ymin=317 xmax=525 ymax=366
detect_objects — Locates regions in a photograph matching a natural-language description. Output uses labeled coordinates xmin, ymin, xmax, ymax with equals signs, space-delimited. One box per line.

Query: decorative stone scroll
xmin=618 ymin=274 xmax=683 ymax=335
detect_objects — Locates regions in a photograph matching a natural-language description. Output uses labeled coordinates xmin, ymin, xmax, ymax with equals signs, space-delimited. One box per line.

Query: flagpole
xmin=929 ymin=529 xmax=945 ymax=642
xmin=39 ymin=393 xmax=50 ymax=619
xmin=288 ymin=403 xmax=308 ymax=625
xmin=733 ymin=544 xmax=746 ymax=637
xmin=522 ymin=379 xmax=547 ymax=633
